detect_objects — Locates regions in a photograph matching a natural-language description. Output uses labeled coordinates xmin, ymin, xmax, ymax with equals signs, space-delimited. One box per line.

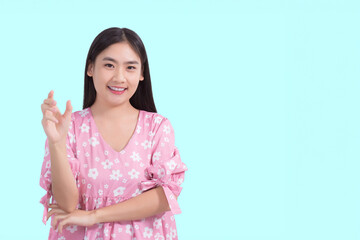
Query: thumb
xmin=63 ymin=100 xmax=73 ymax=119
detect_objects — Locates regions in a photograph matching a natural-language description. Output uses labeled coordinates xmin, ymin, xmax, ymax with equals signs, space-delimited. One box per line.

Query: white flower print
xmin=128 ymin=169 xmax=140 ymax=179
xmin=79 ymin=108 xmax=89 ymax=117
xmin=104 ymin=150 xmax=109 ymax=156
xmin=82 ymin=141 xmax=87 ymax=147
xmin=148 ymin=131 xmax=155 ymax=137
xmin=136 ymin=125 xmax=142 ymax=134
xmin=130 ymin=152 xmax=141 ymax=162
xmin=104 ymin=184 xmax=109 ymax=189
xmin=95 ymin=157 xmax=100 ymax=162
xmin=164 ymin=137 xmax=169 ymax=143
xmin=57 ymin=237 xmax=65 ymax=240
xmin=155 ymin=233 xmax=165 ymax=240
xmin=145 ymin=114 xmax=150 ymax=118
xmin=68 ymin=132 xmax=76 ymax=144
xmin=66 ymin=225 xmax=78 ymax=233
xmin=158 ymin=168 xmax=165 ymax=179
xmin=177 ymin=178 xmax=184 ymax=185
xmin=120 ymin=150 xmax=126 ymax=155
xmin=114 ymin=158 xmax=119 ymax=163
xmin=143 ymin=227 xmax=153 ymax=238
xmin=110 ymin=170 xmax=122 ymax=181
xmin=166 ymin=160 xmax=176 ymax=170
xmin=113 ymin=187 xmax=125 ymax=197
xmin=45 ymin=160 xmax=51 ymax=168
xmin=79 ymin=123 xmax=90 ymax=133
xmin=132 ymin=188 xmax=141 ymax=197
xmin=153 ymin=218 xmax=162 ymax=229
xmin=126 ymin=224 xmax=134 ymax=235
xmin=98 ymin=189 xmax=103 ymax=196
xmin=85 ymin=152 xmax=90 ymax=157
xmin=88 ymin=137 xmax=99 ymax=147
xmin=170 ymin=227 xmax=176 ymax=238
xmin=88 ymin=168 xmax=98 ymax=180
xmin=154 ymin=116 xmax=162 ymax=124
xmin=44 ymin=147 xmax=49 ymax=157
xmin=87 ymin=184 xmax=92 ymax=189
xmin=141 ymin=140 xmax=152 ymax=150
xmin=163 ymin=125 xmax=170 ymax=134
xmin=82 ymin=179 xmax=86 ymax=184
xmin=152 ymin=152 xmax=161 ymax=162
xmin=118 ymin=227 xmax=123 ymax=232
xmin=101 ymin=159 xmax=113 ymax=169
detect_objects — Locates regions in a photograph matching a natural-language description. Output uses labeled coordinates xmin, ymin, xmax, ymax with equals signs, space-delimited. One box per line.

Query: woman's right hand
xmin=41 ymin=90 xmax=73 ymax=144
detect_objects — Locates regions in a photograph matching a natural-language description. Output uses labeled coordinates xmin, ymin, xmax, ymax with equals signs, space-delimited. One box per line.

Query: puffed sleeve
xmin=39 ymin=115 xmax=80 ymax=224
xmin=140 ymin=117 xmax=188 ymax=215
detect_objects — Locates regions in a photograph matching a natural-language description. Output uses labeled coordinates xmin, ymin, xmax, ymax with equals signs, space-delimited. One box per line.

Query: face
xmin=87 ymin=42 xmax=144 ymax=108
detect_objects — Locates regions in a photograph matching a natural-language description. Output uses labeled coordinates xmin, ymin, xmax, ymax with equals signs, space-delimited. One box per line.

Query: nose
xmin=114 ymin=67 xmax=126 ymax=82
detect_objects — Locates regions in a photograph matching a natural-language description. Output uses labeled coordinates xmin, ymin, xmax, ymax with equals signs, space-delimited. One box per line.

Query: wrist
xmin=92 ymin=209 xmax=102 ymax=224
xmin=48 ymin=139 xmax=66 ymax=147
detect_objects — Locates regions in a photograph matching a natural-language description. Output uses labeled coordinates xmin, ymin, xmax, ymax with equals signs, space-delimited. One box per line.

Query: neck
xmin=90 ymin=100 xmax=138 ymax=121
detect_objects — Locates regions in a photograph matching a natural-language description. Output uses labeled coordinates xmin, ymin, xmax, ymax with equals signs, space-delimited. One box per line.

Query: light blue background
xmin=0 ymin=0 xmax=359 ymax=239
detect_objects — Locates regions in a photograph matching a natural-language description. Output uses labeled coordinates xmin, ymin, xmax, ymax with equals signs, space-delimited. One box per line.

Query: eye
xmin=127 ymin=66 xmax=136 ymax=70
xmin=105 ymin=63 xmax=114 ymax=68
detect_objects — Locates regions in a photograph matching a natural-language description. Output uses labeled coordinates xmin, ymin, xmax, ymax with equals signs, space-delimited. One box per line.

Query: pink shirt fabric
xmin=39 ymin=107 xmax=188 ymax=240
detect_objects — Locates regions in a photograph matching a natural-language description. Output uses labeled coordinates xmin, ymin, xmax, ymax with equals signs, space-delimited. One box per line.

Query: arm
xmin=94 ymin=186 xmax=172 ymax=223
xmin=49 ymin=186 xmax=176 ymax=233
xmin=49 ymin=139 xmax=79 ymax=213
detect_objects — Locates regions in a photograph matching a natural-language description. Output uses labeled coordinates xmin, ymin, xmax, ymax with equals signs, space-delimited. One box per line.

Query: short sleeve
xmin=39 ymin=116 xmax=80 ymax=224
xmin=140 ymin=117 xmax=188 ymax=215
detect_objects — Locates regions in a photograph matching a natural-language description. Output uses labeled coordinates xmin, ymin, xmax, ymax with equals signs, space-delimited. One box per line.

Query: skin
xmin=41 ymin=42 xmax=175 ymax=233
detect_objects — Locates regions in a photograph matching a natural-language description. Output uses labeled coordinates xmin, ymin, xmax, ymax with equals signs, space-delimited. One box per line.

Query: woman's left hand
xmin=47 ymin=204 xmax=97 ymax=234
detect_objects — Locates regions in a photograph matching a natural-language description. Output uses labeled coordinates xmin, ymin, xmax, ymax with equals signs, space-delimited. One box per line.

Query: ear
xmin=140 ymin=68 xmax=144 ymax=81
xmin=87 ymin=63 xmax=94 ymax=77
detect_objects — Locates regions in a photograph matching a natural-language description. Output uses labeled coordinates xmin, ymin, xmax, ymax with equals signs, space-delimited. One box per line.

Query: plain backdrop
xmin=1 ymin=0 xmax=360 ymax=239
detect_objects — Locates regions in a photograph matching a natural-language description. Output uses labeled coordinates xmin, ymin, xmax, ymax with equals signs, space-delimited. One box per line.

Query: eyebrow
xmin=102 ymin=57 xmax=139 ymax=65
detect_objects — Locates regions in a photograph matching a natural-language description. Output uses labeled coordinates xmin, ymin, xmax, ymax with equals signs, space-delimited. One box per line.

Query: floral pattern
xmin=39 ymin=107 xmax=187 ymax=239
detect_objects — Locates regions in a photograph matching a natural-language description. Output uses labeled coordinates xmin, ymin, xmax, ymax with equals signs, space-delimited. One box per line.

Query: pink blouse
xmin=39 ymin=107 xmax=188 ymax=240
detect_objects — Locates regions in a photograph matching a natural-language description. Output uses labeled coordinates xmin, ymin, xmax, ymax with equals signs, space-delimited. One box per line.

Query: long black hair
xmin=82 ymin=27 xmax=157 ymax=113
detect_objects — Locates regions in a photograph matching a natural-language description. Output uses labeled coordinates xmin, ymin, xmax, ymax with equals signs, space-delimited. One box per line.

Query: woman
xmin=40 ymin=27 xmax=187 ymax=240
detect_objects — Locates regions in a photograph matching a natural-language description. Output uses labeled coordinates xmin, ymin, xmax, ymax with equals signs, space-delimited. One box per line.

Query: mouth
xmin=108 ymin=86 xmax=127 ymax=91
xmin=108 ymin=86 xmax=127 ymax=95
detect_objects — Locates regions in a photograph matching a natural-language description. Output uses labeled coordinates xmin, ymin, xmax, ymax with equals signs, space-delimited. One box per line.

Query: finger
xmin=41 ymin=103 xmax=58 ymax=115
xmin=44 ymin=111 xmax=59 ymax=124
xmin=63 ymin=100 xmax=73 ymax=119
xmin=43 ymin=98 xmax=57 ymax=106
xmin=47 ymin=208 xmax=65 ymax=221
xmin=58 ymin=217 xmax=71 ymax=234
xmin=52 ymin=214 xmax=68 ymax=230
xmin=48 ymin=90 xmax=54 ymax=99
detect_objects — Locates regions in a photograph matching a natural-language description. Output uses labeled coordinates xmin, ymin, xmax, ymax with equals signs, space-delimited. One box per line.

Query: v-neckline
xmin=87 ymin=107 xmax=142 ymax=154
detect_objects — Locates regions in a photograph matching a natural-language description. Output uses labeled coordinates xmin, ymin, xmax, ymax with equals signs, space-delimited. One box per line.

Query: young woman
xmin=40 ymin=27 xmax=187 ymax=240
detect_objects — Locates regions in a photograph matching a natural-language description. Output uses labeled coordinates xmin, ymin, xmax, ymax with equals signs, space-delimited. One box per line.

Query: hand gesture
xmin=47 ymin=204 xmax=97 ymax=234
xmin=41 ymin=90 xmax=73 ymax=144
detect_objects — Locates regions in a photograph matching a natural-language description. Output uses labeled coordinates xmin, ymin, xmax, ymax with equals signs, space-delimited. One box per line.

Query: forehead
xmin=98 ymin=42 xmax=140 ymax=62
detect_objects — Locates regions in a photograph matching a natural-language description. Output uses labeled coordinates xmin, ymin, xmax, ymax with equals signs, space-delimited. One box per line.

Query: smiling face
xmin=87 ymin=42 xmax=144 ymax=109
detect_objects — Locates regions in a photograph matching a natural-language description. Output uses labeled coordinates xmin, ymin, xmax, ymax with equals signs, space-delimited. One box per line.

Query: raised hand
xmin=41 ymin=90 xmax=73 ymax=144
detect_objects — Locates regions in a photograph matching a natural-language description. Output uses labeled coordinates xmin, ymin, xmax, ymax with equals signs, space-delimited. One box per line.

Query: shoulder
xmin=140 ymin=110 xmax=174 ymax=136
xmin=141 ymin=110 xmax=171 ymax=127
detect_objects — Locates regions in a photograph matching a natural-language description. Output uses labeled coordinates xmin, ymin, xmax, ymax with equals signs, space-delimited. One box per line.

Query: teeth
xmin=109 ymin=86 xmax=125 ymax=91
